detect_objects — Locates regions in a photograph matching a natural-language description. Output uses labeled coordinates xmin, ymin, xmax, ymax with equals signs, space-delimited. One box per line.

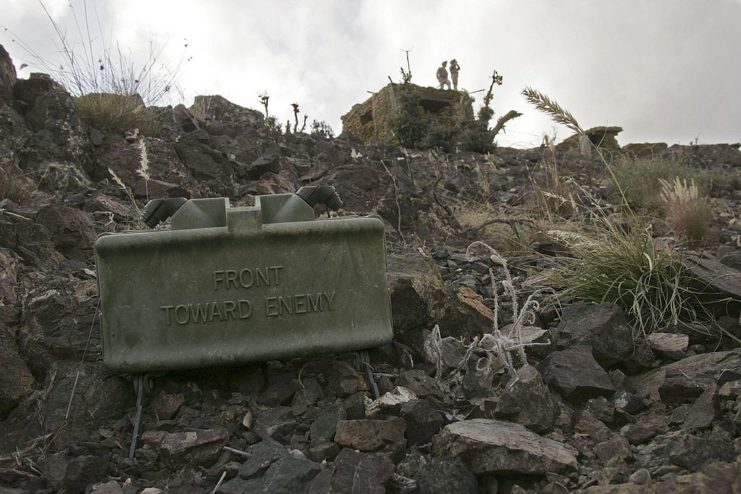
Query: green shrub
xmin=421 ymin=122 xmax=458 ymax=153
xmin=458 ymin=121 xmax=496 ymax=154
xmin=310 ymin=120 xmax=334 ymax=138
xmin=75 ymin=93 xmax=162 ymax=136
xmin=544 ymin=217 xmax=709 ymax=336
xmin=390 ymin=89 xmax=430 ymax=148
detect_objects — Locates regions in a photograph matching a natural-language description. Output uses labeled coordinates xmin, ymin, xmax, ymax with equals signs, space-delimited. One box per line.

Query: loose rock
xmin=159 ymin=428 xmax=229 ymax=467
xmin=334 ymin=418 xmax=406 ymax=451
xmin=648 ymin=333 xmax=689 ymax=361
xmin=495 ymin=364 xmax=558 ymax=433
xmin=432 ymin=419 xmax=577 ymax=475
xmin=556 ymin=303 xmax=634 ymax=367
xmin=538 ymin=346 xmax=616 ymax=401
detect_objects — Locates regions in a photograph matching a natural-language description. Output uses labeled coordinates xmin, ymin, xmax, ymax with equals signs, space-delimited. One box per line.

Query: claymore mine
xmin=94 ymin=185 xmax=393 ymax=374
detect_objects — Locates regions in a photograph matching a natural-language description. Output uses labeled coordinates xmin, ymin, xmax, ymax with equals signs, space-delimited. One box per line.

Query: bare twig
xmin=380 ymin=160 xmax=406 ymax=245
xmin=65 ymin=298 xmax=100 ymax=419
xmin=223 ymin=446 xmax=250 ymax=457
xmin=211 ymin=471 xmax=227 ymax=494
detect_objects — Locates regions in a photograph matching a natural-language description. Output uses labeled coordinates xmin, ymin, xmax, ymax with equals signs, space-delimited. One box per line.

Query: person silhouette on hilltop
xmin=449 ymin=59 xmax=460 ymax=90
xmin=436 ymin=61 xmax=451 ymax=90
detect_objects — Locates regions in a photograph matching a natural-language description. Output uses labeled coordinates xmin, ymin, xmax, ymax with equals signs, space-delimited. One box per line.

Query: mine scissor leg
xmin=358 ymin=350 xmax=380 ymax=400
xmin=129 ymin=374 xmax=153 ymax=459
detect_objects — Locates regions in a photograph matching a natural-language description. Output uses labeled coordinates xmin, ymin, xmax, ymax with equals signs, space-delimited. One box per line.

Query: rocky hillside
xmin=1 ymin=43 xmax=741 ymax=493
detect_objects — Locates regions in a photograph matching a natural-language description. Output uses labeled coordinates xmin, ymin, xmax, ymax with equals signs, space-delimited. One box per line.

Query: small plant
xmin=529 ymin=162 xmax=576 ymax=220
xmin=310 ymin=120 xmax=334 ymax=138
xmin=0 ymin=167 xmax=32 ymax=203
xmin=390 ymin=88 xmax=430 ymax=148
xmin=424 ymin=241 xmax=551 ymax=384
xmin=545 ymin=218 xmax=708 ymax=336
xmin=259 ymin=92 xmax=270 ymax=117
xmin=137 ymin=139 xmax=151 ymax=201
xmin=5 ymin=2 xmax=188 ymax=104
xmin=458 ymin=120 xmax=496 ymax=154
xmin=108 ymin=167 xmax=141 ymax=218
xmin=660 ymin=177 xmax=713 ymax=244
xmin=291 ymin=103 xmax=308 ymax=133
xmin=264 ymin=115 xmax=281 ymax=133
xmin=522 ymin=87 xmax=716 ymax=335
xmin=75 ymin=93 xmax=161 ymax=136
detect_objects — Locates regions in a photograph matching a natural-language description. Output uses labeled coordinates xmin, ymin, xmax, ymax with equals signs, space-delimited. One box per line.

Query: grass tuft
xmin=75 ymin=93 xmax=161 ymax=136
xmin=529 ymin=162 xmax=576 ymax=221
xmin=522 ymin=87 xmax=717 ymax=336
xmin=545 ymin=217 xmax=707 ymax=336
xmin=0 ymin=167 xmax=32 ymax=203
xmin=660 ymin=177 xmax=713 ymax=244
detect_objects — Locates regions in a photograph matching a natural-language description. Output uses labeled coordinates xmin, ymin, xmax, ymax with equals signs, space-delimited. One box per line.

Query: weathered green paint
xmin=95 ymin=194 xmax=392 ymax=372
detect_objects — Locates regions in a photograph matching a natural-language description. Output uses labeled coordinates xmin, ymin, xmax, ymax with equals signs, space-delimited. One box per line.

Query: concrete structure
xmin=341 ymin=83 xmax=474 ymax=144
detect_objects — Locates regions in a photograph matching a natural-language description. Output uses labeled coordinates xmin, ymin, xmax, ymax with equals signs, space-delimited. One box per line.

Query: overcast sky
xmin=3 ymin=0 xmax=740 ymax=147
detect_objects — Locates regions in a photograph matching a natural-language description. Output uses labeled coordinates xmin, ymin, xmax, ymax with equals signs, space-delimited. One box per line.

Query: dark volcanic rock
xmin=13 ymin=73 xmax=94 ymax=182
xmin=241 ymin=152 xmax=282 ymax=180
xmin=612 ymin=390 xmax=646 ymax=415
xmin=658 ymin=371 xmax=708 ymax=406
xmin=414 ymin=458 xmax=478 ymax=494
xmin=42 ymin=453 xmax=108 ymax=493
xmin=631 ymin=350 xmax=741 ymax=403
xmin=432 ymin=419 xmax=577 ymax=475
xmin=682 ymin=386 xmax=717 ymax=431
xmin=36 ymin=205 xmax=96 ymax=260
xmin=386 ymin=251 xmax=446 ymax=351
xmin=40 ymin=361 xmax=132 ymax=445
xmin=538 ymin=346 xmax=616 ymax=400
xmin=258 ymin=372 xmax=300 ymax=407
xmin=190 ymin=95 xmax=264 ymax=133
xmin=253 ymin=406 xmax=295 ymax=443
xmin=308 ymin=448 xmax=394 ymax=494
xmin=309 ymin=402 xmax=346 ymax=445
xmin=669 ymin=431 xmax=735 ymax=471
xmin=0 ymin=45 xmax=16 ymax=100
xmin=556 ymin=303 xmax=634 ymax=367
xmin=0 ymin=323 xmax=34 ymax=418
xmin=621 ymin=423 xmax=658 ymax=445
xmin=400 ymin=398 xmax=444 ymax=445
xmin=495 ymin=364 xmax=558 ymax=433
xmin=221 ymin=442 xmax=319 ymax=494
xmin=0 ymin=208 xmax=63 ymax=269
xmin=438 ymin=286 xmax=496 ymax=339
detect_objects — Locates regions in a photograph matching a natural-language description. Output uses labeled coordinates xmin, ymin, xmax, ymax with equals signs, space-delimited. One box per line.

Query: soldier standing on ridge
xmin=449 ymin=59 xmax=460 ymax=90
xmin=436 ymin=61 xmax=451 ymax=90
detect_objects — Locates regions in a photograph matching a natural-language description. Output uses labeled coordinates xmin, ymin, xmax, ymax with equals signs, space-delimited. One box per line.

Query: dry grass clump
xmin=75 ymin=93 xmax=162 ymax=136
xmin=529 ymin=162 xmax=577 ymax=221
xmin=0 ymin=167 xmax=32 ymax=203
xmin=659 ymin=177 xmax=713 ymax=244
xmin=611 ymin=156 xmax=707 ymax=211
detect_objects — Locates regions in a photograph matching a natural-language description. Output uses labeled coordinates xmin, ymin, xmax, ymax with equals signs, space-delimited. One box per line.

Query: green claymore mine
xmin=95 ymin=186 xmax=392 ymax=373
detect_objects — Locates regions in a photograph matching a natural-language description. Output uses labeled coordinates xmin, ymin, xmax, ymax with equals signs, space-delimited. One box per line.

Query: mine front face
xmin=95 ymin=197 xmax=392 ymax=372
